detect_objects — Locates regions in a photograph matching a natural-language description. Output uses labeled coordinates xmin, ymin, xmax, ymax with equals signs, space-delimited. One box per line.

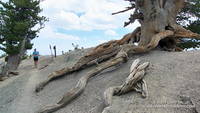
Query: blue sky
xmin=2 ymin=0 xmax=140 ymax=55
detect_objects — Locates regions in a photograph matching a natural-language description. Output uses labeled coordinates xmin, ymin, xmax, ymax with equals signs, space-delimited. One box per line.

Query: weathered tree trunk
xmin=138 ymin=0 xmax=184 ymax=48
xmin=1 ymin=38 xmax=26 ymax=76
xmin=1 ymin=54 xmax=21 ymax=76
xmin=5 ymin=55 xmax=20 ymax=70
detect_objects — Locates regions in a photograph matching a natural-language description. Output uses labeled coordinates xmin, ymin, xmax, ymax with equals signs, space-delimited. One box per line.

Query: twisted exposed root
xmin=35 ymin=46 xmax=121 ymax=92
xmin=35 ymin=66 xmax=75 ymax=92
xmin=35 ymin=27 xmax=141 ymax=93
xmin=102 ymin=59 xmax=149 ymax=113
xmin=172 ymin=24 xmax=200 ymax=39
xmin=123 ymin=30 xmax=174 ymax=56
xmin=100 ymin=28 xmax=198 ymax=113
xmin=117 ymin=62 xmax=149 ymax=95
xmin=36 ymin=30 xmax=174 ymax=113
xmin=141 ymin=79 xmax=148 ymax=98
xmin=36 ymin=49 xmax=128 ymax=113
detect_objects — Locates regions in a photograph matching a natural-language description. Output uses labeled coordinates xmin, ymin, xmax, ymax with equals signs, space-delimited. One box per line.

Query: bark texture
xmin=1 ymin=38 xmax=27 ymax=76
xmin=1 ymin=54 xmax=21 ymax=76
xmin=35 ymin=0 xmax=200 ymax=113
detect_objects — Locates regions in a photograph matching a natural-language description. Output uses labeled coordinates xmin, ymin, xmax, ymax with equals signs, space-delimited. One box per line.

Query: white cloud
xmin=1 ymin=0 xmax=142 ymax=55
xmin=39 ymin=25 xmax=80 ymax=40
xmin=31 ymin=0 xmax=141 ymax=55
xmin=105 ymin=29 xmax=118 ymax=36
xmin=40 ymin=0 xmax=135 ymax=31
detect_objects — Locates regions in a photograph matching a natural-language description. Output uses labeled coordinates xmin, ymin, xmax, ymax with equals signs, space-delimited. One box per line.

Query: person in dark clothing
xmin=33 ymin=49 xmax=39 ymax=68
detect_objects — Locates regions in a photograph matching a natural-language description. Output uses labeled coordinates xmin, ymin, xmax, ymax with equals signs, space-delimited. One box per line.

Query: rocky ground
xmin=0 ymin=49 xmax=200 ymax=113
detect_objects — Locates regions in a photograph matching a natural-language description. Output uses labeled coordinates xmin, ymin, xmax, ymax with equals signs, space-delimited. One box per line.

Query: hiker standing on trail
xmin=33 ymin=49 xmax=39 ymax=68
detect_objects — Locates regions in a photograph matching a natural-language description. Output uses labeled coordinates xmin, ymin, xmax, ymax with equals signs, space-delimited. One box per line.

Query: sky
xmin=1 ymin=0 xmax=140 ymax=55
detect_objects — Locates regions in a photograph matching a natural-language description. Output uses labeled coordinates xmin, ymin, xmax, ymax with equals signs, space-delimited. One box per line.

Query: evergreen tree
xmin=177 ymin=0 xmax=200 ymax=49
xmin=0 ymin=0 xmax=47 ymax=75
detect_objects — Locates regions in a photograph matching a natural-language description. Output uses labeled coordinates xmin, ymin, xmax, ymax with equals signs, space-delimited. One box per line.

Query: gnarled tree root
xmin=35 ymin=27 xmax=142 ymax=93
xmin=172 ymin=24 xmax=200 ymax=39
xmin=102 ymin=59 xmax=149 ymax=113
xmin=36 ymin=49 xmax=128 ymax=113
xmin=36 ymin=30 xmax=173 ymax=113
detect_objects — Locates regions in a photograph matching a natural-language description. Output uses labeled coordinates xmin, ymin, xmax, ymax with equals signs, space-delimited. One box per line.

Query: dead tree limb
xmin=112 ymin=5 xmax=135 ymax=15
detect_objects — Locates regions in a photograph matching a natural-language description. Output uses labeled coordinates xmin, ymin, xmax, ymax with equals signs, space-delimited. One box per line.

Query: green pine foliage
xmin=178 ymin=19 xmax=200 ymax=49
xmin=0 ymin=0 xmax=47 ymax=55
xmin=176 ymin=0 xmax=200 ymax=49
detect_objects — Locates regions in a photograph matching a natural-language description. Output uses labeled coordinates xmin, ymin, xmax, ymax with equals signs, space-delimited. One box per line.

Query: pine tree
xmin=0 ymin=0 xmax=47 ymax=75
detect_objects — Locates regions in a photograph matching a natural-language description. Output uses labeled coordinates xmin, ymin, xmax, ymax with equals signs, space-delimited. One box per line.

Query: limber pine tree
xmin=0 ymin=0 xmax=47 ymax=76
xmin=35 ymin=0 xmax=200 ymax=113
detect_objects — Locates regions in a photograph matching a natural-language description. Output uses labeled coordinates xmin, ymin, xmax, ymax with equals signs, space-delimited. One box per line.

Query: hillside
xmin=0 ymin=49 xmax=200 ymax=113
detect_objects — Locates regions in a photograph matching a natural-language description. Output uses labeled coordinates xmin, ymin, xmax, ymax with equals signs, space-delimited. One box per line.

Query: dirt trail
xmin=10 ymin=69 xmax=41 ymax=113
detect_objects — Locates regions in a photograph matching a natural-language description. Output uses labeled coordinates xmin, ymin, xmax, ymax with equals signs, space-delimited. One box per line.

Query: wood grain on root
xmin=36 ymin=49 xmax=128 ymax=113
xmin=35 ymin=29 xmax=174 ymax=93
xmin=35 ymin=27 xmax=141 ymax=93
xmin=102 ymin=59 xmax=149 ymax=113
xmin=141 ymin=79 xmax=148 ymax=98
xmin=172 ymin=24 xmax=200 ymax=39
xmin=36 ymin=30 xmax=174 ymax=113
